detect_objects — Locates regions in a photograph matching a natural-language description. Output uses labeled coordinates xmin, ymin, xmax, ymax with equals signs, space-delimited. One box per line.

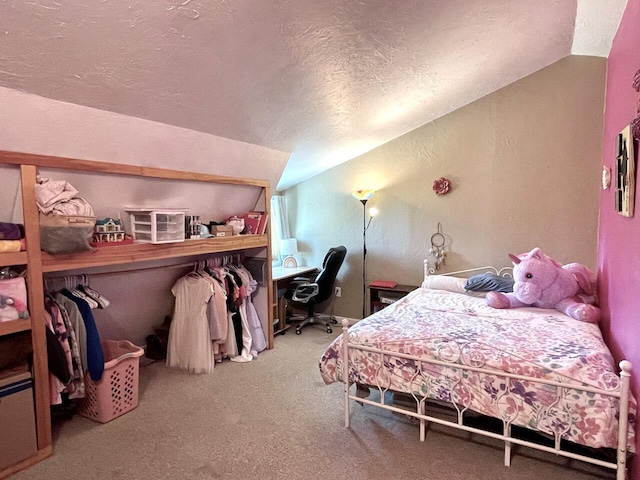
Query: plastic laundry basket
xmin=77 ymin=340 xmax=144 ymax=423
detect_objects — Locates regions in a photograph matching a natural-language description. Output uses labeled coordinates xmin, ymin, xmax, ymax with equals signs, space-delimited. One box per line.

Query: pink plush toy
xmin=486 ymin=247 xmax=601 ymax=323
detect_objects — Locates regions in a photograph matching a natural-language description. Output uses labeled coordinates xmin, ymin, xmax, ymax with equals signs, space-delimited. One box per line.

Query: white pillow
xmin=421 ymin=275 xmax=468 ymax=293
xmin=421 ymin=275 xmax=486 ymax=297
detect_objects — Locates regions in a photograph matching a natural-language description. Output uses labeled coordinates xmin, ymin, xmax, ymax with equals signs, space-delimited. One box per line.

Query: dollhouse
xmin=93 ymin=218 xmax=127 ymax=244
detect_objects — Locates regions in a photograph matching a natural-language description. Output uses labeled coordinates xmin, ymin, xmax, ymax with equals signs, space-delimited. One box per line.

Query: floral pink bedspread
xmin=319 ymin=288 xmax=636 ymax=451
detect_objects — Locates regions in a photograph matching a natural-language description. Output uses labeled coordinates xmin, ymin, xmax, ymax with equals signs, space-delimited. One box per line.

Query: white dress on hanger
xmin=167 ymin=275 xmax=214 ymax=374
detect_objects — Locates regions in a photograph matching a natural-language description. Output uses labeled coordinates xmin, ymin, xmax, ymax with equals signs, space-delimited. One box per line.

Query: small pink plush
xmin=486 ymin=248 xmax=600 ymax=323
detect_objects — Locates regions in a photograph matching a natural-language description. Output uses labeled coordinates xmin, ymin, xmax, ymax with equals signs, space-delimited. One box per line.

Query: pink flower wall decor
xmin=432 ymin=177 xmax=451 ymax=195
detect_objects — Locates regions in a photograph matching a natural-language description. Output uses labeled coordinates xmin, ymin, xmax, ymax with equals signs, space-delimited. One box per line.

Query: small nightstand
xmin=368 ymin=283 xmax=419 ymax=316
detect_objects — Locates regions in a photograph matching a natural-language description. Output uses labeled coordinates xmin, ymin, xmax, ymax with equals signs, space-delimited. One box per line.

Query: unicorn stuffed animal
xmin=486 ymin=247 xmax=600 ymax=324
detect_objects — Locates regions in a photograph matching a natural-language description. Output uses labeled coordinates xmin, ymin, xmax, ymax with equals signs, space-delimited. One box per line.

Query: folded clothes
xmin=35 ymin=176 xmax=94 ymax=216
xmin=0 ymin=222 xmax=24 ymax=240
xmin=35 ymin=177 xmax=79 ymax=211
xmin=0 ymin=240 xmax=26 ymax=252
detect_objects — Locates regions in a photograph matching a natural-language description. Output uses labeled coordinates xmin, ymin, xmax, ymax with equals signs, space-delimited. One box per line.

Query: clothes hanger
xmin=78 ymin=275 xmax=110 ymax=309
xmin=66 ymin=275 xmax=100 ymax=309
xmin=187 ymin=260 xmax=207 ymax=278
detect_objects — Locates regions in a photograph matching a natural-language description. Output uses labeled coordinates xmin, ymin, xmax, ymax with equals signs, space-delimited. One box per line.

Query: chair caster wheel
xmin=327 ymin=327 xmax=333 ymax=334
xmin=330 ymin=318 xmax=338 ymax=324
xmin=296 ymin=329 xmax=302 ymax=335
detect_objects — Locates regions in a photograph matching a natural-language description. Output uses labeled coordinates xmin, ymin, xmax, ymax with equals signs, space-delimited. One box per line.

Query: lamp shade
xmin=352 ymin=190 xmax=375 ymax=202
xmin=280 ymin=238 xmax=298 ymax=256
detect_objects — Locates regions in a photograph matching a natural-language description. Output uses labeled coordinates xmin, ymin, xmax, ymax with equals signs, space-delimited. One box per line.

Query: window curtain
xmin=270 ymin=194 xmax=291 ymax=264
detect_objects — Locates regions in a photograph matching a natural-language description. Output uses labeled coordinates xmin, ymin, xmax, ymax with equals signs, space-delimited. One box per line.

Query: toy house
xmin=93 ymin=218 xmax=127 ymax=244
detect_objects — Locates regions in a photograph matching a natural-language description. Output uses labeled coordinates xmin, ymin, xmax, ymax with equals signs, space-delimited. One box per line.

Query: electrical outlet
xmin=335 ymin=286 xmax=342 ymax=297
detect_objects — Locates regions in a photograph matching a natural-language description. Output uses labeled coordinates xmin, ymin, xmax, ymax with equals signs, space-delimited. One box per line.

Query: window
xmin=270 ymin=194 xmax=291 ymax=265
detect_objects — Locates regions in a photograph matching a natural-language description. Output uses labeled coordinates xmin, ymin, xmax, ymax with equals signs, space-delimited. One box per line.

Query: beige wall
xmin=285 ymin=56 xmax=606 ymax=319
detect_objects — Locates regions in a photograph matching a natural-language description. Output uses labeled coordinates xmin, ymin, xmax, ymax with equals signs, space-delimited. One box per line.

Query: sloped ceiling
xmin=0 ymin=0 xmax=627 ymax=190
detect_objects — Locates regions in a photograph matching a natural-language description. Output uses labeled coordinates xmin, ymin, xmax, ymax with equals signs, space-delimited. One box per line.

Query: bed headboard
xmin=423 ymin=259 xmax=513 ymax=282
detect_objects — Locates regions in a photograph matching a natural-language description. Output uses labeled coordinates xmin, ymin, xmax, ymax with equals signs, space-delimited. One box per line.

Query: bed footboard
xmin=340 ymin=320 xmax=633 ymax=479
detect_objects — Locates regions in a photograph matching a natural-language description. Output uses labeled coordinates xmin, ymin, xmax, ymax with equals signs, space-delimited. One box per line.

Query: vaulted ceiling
xmin=0 ymin=1 xmax=627 ymax=190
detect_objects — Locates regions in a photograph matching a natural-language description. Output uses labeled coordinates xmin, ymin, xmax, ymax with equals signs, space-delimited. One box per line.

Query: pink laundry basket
xmin=77 ymin=340 xmax=144 ymax=423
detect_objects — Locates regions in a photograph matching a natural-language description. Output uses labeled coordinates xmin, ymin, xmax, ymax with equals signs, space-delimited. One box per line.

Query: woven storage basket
xmin=77 ymin=340 xmax=144 ymax=423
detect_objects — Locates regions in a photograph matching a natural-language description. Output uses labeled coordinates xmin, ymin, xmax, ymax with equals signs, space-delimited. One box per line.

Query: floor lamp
xmin=352 ymin=190 xmax=378 ymax=319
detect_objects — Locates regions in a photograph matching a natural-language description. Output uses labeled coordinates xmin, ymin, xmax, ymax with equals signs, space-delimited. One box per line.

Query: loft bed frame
xmin=339 ymin=264 xmax=633 ymax=479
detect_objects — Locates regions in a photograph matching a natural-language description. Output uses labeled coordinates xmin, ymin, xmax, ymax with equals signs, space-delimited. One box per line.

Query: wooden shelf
xmin=41 ymin=235 xmax=268 ymax=272
xmin=0 ymin=150 xmax=269 ymax=188
xmin=0 ymin=445 xmax=52 ymax=480
xmin=0 ymin=150 xmax=274 ymax=477
xmin=0 ymin=251 xmax=28 ymax=266
xmin=0 ymin=318 xmax=31 ymax=336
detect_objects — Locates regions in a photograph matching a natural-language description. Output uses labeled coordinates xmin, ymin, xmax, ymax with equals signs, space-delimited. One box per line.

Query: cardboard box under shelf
xmin=0 ymin=366 xmax=37 ymax=470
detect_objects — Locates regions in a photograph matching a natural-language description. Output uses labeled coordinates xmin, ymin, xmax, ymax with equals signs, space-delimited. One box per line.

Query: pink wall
xmin=599 ymin=0 xmax=640 ymax=478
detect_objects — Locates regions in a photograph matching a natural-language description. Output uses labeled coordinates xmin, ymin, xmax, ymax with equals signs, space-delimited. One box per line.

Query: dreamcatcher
xmin=429 ymin=222 xmax=446 ymax=271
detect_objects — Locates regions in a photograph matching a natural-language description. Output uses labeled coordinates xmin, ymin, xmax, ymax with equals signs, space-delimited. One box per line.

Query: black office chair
xmin=284 ymin=246 xmax=347 ymax=335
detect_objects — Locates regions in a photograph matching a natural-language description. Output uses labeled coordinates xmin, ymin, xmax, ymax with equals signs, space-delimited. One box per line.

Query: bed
xmin=319 ymin=265 xmax=636 ymax=479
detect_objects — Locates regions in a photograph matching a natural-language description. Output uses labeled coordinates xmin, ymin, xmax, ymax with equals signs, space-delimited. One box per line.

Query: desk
xmin=272 ymin=265 xmax=318 ymax=335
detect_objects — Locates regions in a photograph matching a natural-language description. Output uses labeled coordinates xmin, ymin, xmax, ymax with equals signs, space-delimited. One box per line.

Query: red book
xmin=258 ymin=213 xmax=269 ymax=234
xmin=370 ymin=279 xmax=398 ymax=288
xmin=242 ymin=212 xmax=262 ymax=234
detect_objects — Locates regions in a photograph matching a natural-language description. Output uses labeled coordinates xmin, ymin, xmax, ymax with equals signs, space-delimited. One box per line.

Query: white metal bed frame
xmin=340 ymin=265 xmax=633 ymax=479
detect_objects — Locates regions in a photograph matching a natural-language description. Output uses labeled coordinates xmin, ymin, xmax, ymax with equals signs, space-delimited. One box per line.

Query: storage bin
xmin=77 ymin=340 xmax=144 ymax=423
xmin=125 ymin=209 xmax=186 ymax=244
xmin=0 ymin=277 xmax=29 ymax=322
xmin=39 ymin=214 xmax=96 ymax=254
xmin=0 ymin=367 xmax=37 ymax=470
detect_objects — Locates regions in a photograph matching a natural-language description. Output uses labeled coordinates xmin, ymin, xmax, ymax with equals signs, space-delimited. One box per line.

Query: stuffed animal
xmin=486 ymin=247 xmax=600 ymax=323
xmin=0 ymin=295 xmax=29 ymax=319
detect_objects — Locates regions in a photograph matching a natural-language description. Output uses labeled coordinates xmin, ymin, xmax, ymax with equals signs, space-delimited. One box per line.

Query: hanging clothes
xmin=206 ymin=273 xmax=228 ymax=362
xmin=42 ymin=274 xmax=109 ymax=405
xmin=48 ymin=296 xmax=85 ymax=400
xmin=44 ymin=300 xmax=73 ymax=384
xmin=166 ymin=256 xmax=266 ymax=372
xmin=229 ymin=269 xmax=253 ymax=360
xmin=54 ymin=293 xmax=88 ymax=371
xmin=44 ymin=310 xmax=67 ymax=405
xmin=166 ymin=274 xmax=215 ymax=374
xmin=224 ymin=312 xmax=239 ymax=358
xmin=226 ymin=269 xmax=252 ymax=364
xmin=235 ymin=264 xmax=266 ymax=355
xmin=61 ymin=290 xmax=104 ymax=381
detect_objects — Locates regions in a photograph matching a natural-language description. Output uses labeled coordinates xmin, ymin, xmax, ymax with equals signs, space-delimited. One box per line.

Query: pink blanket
xmin=319 ymin=288 xmax=636 ymax=451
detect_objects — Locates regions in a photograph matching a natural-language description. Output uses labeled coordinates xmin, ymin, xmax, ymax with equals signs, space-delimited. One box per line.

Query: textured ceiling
xmin=0 ymin=0 xmax=627 ymax=190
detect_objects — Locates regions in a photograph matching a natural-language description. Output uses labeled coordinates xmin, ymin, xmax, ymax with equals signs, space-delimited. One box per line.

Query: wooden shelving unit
xmin=41 ymin=235 xmax=269 ymax=272
xmin=0 ymin=251 xmax=29 ymax=337
xmin=0 ymin=150 xmax=273 ymax=478
xmin=0 ymin=251 xmax=28 ymax=267
xmin=0 ymin=318 xmax=32 ymax=336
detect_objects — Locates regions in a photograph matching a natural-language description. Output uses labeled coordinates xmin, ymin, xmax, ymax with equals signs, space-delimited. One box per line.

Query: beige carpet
xmin=13 ymin=326 xmax=614 ymax=480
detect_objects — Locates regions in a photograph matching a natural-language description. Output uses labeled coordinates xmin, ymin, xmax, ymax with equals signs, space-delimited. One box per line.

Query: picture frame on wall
xmin=615 ymin=124 xmax=636 ymax=217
